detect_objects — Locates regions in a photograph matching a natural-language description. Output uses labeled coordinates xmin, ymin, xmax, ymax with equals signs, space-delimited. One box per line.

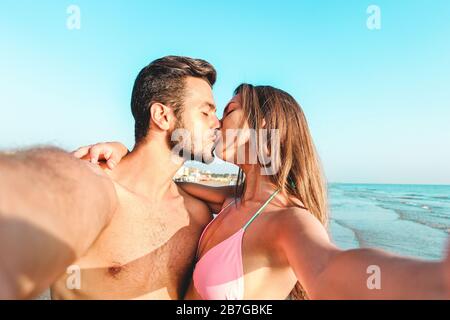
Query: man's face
xmin=170 ymin=76 xmax=220 ymax=164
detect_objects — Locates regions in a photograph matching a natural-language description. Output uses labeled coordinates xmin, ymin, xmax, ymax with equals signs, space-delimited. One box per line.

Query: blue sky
xmin=1 ymin=1 xmax=449 ymax=184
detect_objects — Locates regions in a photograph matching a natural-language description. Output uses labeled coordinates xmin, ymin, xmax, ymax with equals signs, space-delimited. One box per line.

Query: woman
xmin=74 ymin=83 xmax=450 ymax=299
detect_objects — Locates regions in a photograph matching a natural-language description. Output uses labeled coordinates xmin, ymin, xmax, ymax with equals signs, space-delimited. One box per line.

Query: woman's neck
xmin=239 ymin=164 xmax=305 ymax=209
xmin=240 ymin=164 xmax=278 ymax=203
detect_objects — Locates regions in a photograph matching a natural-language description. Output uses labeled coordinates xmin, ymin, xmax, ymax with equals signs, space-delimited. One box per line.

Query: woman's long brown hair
xmin=233 ymin=83 xmax=328 ymax=300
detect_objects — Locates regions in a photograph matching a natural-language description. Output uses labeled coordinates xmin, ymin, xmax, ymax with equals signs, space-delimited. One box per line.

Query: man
xmin=0 ymin=56 xmax=222 ymax=299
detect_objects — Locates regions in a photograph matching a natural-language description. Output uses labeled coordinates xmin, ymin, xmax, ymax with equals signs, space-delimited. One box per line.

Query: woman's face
xmin=215 ymin=94 xmax=252 ymax=164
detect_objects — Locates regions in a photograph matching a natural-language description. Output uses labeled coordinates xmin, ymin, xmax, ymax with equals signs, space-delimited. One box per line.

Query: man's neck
xmin=110 ymin=139 xmax=184 ymax=201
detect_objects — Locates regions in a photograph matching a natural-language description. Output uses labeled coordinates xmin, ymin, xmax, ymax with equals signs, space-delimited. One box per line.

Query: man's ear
xmin=149 ymin=103 xmax=172 ymax=131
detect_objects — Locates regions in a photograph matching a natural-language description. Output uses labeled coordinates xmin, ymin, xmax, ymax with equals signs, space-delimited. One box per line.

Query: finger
xmin=89 ymin=143 xmax=112 ymax=163
xmin=103 ymin=148 xmax=113 ymax=161
xmin=89 ymin=148 xmax=101 ymax=164
xmin=71 ymin=146 xmax=91 ymax=159
xmin=106 ymin=159 xmax=116 ymax=170
xmin=106 ymin=151 xmax=121 ymax=169
xmin=103 ymin=149 xmax=116 ymax=169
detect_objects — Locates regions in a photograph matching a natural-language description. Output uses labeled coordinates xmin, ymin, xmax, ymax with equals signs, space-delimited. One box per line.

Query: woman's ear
xmin=149 ymin=103 xmax=171 ymax=131
xmin=261 ymin=118 xmax=267 ymax=128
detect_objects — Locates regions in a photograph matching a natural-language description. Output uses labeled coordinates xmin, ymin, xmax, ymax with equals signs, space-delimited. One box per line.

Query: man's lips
xmin=211 ymin=134 xmax=220 ymax=145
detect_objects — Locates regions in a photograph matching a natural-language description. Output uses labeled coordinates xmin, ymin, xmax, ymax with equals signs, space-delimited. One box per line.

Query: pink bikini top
xmin=192 ymin=189 xmax=280 ymax=300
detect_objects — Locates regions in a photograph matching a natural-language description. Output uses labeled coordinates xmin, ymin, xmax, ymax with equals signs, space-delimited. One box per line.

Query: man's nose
xmin=212 ymin=115 xmax=221 ymax=130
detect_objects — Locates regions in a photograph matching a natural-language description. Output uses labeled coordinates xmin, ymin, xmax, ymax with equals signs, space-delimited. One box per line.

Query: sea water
xmin=329 ymin=183 xmax=450 ymax=260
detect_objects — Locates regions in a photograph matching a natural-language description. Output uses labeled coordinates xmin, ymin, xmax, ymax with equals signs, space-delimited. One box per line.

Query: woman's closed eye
xmin=223 ymin=109 xmax=235 ymax=118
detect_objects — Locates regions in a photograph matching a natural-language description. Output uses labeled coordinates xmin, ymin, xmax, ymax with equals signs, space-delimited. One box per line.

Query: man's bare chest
xmin=58 ymin=194 xmax=203 ymax=299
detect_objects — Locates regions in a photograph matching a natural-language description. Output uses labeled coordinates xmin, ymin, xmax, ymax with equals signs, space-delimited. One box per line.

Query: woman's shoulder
xmin=268 ymin=205 xmax=312 ymax=224
xmin=265 ymin=206 xmax=324 ymax=239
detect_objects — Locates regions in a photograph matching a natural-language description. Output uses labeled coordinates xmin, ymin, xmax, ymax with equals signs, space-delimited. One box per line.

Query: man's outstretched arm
xmin=0 ymin=147 xmax=118 ymax=299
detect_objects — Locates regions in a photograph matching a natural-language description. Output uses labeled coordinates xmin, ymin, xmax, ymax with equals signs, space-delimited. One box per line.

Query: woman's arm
xmin=177 ymin=182 xmax=234 ymax=213
xmin=278 ymin=208 xmax=449 ymax=299
xmin=72 ymin=141 xmax=129 ymax=169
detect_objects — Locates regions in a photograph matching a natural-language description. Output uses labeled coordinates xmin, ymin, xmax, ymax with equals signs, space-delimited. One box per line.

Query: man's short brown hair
xmin=131 ymin=55 xmax=216 ymax=143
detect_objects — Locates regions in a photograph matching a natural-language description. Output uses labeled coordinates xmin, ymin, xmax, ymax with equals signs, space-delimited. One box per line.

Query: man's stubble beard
xmin=168 ymin=117 xmax=215 ymax=164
